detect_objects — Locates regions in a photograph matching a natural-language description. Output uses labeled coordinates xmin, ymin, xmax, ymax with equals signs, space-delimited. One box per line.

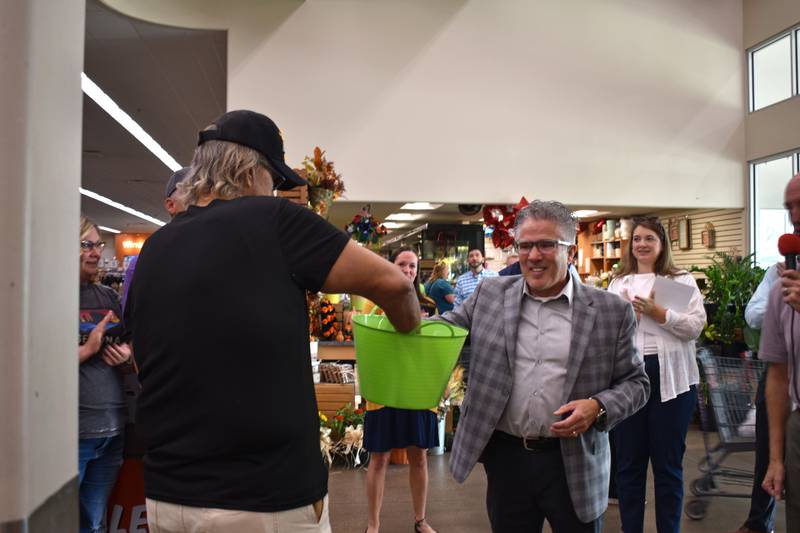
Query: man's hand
xmin=762 ymin=459 xmax=785 ymax=500
xmin=101 ymin=343 xmax=132 ymax=367
xmin=781 ymin=269 xmax=800 ymax=311
xmin=550 ymin=399 xmax=601 ymax=438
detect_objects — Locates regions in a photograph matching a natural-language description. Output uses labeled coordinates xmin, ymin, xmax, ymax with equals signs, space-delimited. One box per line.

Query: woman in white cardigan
xmin=608 ymin=216 xmax=706 ymax=533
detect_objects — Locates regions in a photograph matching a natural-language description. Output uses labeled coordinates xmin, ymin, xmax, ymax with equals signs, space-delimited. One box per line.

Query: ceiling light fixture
xmin=401 ymin=202 xmax=443 ymax=210
xmin=385 ymin=213 xmax=424 ymax=221
xmin=81 ymin=72 xmax=182 ymax=172
xmin=572 ymin=210 xmax=599 ymax=218
xmin=98 ymin=225 xmax=121 ymax=234
xmin=382 ymin=222 xmax=408 ymax=229
xmin=80 ymin=187 xmax=166 ymax=227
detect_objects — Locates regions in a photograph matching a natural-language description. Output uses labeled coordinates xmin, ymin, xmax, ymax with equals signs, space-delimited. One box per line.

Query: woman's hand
xmin=101 ymin=342 xmax=132 ymax=367
xmin=632 ymin=290 xmax=667 ymax=324
xmin=79 ymin=311 xmax=114 ymax=361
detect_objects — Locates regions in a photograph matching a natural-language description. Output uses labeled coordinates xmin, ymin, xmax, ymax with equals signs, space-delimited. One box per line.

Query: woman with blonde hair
xmin=607 ymin=216 xmax=706 ymax=533
xmin=424 ymin=261 xmax=455 ymax=315
xmin=77 ymin=215 xmax=132 ymax=533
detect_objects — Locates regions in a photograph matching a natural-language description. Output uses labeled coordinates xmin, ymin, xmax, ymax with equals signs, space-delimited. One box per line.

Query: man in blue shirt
xmin=453 ymin=249 xmax=498 ymax=308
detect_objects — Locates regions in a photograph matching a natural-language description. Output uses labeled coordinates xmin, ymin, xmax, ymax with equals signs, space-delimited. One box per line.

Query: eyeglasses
xmin=80 ymin=240 xmax=106 ymax=252
xmin=515 ymin=239 xmax=573 ymax=255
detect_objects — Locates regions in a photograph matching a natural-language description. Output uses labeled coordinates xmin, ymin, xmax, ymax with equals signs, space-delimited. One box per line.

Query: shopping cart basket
xmin=685 ymin=349 xmax=768 ymax=520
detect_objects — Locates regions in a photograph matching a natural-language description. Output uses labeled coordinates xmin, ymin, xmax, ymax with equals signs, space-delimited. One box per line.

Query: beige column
xmin=0 ymin=0 xmax=85 ymax=530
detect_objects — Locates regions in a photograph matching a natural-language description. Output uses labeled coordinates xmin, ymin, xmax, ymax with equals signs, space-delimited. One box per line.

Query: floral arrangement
xmin=482 ymin=197 xmax=529 ymax=249
xmin=296 ymin=147 xmax=345 ymax=217
xmin=319 ymin=404 xmax=366 ymax=467
xmin=437 ymin=367 xmax=466 ymax=421
xmin=344 ymin=205 xmax=388 ymax=247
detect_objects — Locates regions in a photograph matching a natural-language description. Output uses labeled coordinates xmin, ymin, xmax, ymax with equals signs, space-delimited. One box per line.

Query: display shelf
xmin=318 ymin=343 xmax=356 ymax=361
xmin=314 ymin=383 xmax=356 ymax=419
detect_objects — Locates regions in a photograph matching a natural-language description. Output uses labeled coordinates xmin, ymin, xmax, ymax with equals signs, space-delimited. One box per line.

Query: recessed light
xmin=80 ymin=187 xmax=166 ymax=227
xmin=386 ymin=213 xmax=424 ymax=221
xmin=98 ymin=225 xmax=121 ymax=234
xmin=572 ymin=210 xmax=599 ymax=218
xmin=401 ymin=202 xmax=442 ymax=210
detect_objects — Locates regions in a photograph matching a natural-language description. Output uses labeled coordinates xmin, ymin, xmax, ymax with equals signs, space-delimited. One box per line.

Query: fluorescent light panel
xmin=385 ymin=213 xmax=424 ymax=221
xmin=572 ymin=210 xmax=599 ymax=218
xmin=382 ymin=222 xmax=407 ymax=229
xmin=81 ymin=73 xmax=181 ymax=172
xmin=98 ymin=225 xmax=121 ymax=234
xmin=401 ymin=202 xmax=442 ymax=210
xmin=80 ymin=187 xmax=166 ymax=227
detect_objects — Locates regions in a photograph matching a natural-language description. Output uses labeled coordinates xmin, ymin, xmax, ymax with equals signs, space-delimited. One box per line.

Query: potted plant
xmin=690 ymin=252 xmax=765 ymax=355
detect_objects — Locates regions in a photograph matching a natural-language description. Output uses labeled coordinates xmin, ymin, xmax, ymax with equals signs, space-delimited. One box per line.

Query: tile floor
xmin=328 ymin=427 xmax=786 ymax=532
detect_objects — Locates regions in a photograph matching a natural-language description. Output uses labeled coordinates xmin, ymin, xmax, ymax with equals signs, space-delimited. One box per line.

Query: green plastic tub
xmin=352 ymin=313 xmax=468 ymax=409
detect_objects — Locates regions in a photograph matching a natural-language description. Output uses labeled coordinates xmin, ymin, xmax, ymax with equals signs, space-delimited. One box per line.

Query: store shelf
xmin=318 ymin=343 xmax=356 ymax=361
xmin=315 ymin=383 xmax=356 ymax=418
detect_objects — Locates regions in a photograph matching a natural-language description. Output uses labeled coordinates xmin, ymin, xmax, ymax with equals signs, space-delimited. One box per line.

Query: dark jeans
xmin=743 ymin=373 xmax=776 ymax=533
xmin=615 ymin=355 xmax=696 ymax=533
xmin=78 ymin=435 xmax=124 ymax=533
xmin=609 ymin=428 xmax=618 ymax=499
xmin=482 ymin=432 xmax=601 ymax=533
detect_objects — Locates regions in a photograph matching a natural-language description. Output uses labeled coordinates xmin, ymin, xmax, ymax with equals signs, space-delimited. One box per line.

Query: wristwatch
xmin=589 ymin=397 xmax=607 ymax=425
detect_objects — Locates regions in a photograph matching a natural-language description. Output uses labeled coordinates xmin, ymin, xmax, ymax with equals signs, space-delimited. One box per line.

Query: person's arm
xmin=580 ymin=302 xmax=649 ymax=432
xmin=444 ymin=293 xmax=456 ymax=304
xmin=322 ymin=240 xmax=420 ymax=333
xmin=656 ymin=276 xmax=706 ymax=341
xmin=453 ymin=276 xmax=465 ymax=308
xmin=763 ymin=362 xmax=790 ymax=500
xmin=746 ymin=264 xmax=780 ymax=329
xmin=435 ymin=279 xmax=456 ymax=304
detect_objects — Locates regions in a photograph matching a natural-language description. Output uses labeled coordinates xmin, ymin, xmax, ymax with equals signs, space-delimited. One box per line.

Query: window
xmin=751 ymin=152 xmax=800 ymax=266
xmin=748 ymin=28 xmax=798 ymax=112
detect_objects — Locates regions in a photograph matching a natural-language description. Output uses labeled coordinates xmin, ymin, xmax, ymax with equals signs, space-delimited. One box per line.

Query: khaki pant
xmin=146 ymin=496 xmax=331 ymax=533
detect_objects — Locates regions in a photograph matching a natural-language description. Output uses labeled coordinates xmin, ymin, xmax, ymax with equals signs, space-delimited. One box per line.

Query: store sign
xmin=115 ymin=233 xmax=151 ymax=259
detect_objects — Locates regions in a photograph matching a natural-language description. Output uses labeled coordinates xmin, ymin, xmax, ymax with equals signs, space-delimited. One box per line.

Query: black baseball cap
xmin=165 ymin=167 xmax=191 ymax=198
xmin=197 ymin=110 xmax=307 ymax=191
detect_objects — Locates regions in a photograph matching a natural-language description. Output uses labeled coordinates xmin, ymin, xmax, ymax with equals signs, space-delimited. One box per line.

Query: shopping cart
xmin=684 ymin=349 xmax=768 ymax=520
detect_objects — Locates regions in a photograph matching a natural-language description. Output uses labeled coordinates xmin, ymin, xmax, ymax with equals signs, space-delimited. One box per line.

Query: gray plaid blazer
xmin=438 ymin=275 xmax=649 ymax=523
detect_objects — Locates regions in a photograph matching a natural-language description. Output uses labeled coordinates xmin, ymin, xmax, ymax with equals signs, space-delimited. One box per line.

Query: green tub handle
xmin=415 ymin=321 xmax=457 ymax=337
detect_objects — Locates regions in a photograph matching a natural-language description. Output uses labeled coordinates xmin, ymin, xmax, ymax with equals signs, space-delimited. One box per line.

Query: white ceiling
xmin=81 ymin=1 xmax=677 ymax=240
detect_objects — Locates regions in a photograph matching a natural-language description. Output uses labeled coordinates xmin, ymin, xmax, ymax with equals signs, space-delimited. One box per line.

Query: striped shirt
xmin=453 ymin=268 xmax=498 ymax=307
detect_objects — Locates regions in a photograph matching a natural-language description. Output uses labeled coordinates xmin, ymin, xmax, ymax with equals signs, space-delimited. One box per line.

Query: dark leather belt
xmin=493 ymin=431 xmax=560 ymax=451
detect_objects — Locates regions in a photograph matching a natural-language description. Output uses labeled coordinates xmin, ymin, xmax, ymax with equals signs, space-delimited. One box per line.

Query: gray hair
xmin=514 ymin=200 xmax=577 ymax=242
xmin=177 ymin=138 xmax=273 ymax=206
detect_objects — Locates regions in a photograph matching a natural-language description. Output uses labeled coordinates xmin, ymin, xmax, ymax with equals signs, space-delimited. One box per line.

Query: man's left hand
xmin=781 ymin=270 xmax=800 ymax=312
xmin=550 ymin=399 xmax=601 ymax=438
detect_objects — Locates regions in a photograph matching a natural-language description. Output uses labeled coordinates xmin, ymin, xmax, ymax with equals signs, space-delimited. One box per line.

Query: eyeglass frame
xmin=80 ymin=240 xmax=106 ymax=252
xmin=514 ymin=239 xmax=574 ymax=255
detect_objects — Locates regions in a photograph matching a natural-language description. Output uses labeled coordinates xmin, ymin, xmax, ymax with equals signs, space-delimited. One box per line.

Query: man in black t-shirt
xmin=125 ymin=110 xmax=419 ymax=532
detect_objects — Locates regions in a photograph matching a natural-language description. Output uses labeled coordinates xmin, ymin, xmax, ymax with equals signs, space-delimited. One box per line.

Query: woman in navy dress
xmin=363 ymin=247 xmax=439 ymax=533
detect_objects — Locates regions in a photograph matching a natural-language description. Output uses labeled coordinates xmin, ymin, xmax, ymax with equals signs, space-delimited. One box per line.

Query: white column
xmin=0 ymin=0 xmax=85 ymax=528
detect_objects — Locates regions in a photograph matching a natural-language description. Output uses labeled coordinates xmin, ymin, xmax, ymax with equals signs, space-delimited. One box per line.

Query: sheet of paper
xmin=652 ymin=275 xmax=694 ymax=313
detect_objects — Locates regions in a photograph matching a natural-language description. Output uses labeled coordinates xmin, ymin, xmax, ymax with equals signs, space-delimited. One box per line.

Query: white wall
xmin=103 ymin=0 xmax=746 ymax=208
xmin=0 ymin=0 xmax=84 ymax=522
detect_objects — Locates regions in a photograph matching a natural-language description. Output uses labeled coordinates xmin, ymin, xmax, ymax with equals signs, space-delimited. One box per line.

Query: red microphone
xmin=778 ymin=233 xmax=800 ymax=270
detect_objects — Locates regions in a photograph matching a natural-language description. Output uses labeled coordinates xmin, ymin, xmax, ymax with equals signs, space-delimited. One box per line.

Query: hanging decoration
xmin=344 ymin=205 xmax=388 ymax=249
xmin=482 ymin=197 xmax=529 ymax=249
xmin=295 ymin=147 xmax=346 ymax=218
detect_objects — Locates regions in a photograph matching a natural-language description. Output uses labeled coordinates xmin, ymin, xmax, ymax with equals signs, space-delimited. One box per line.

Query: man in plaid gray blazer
xmin=438 ymin=200 xmax=649 ymax=532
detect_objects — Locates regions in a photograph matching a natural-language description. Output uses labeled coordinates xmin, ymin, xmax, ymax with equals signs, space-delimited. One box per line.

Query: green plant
xmin=690 ymin=252 xmax=765 ymax=349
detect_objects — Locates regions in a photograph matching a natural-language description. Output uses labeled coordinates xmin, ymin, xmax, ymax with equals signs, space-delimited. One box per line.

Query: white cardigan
xmin=608 ymin=272 xmax=706 ymax=402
